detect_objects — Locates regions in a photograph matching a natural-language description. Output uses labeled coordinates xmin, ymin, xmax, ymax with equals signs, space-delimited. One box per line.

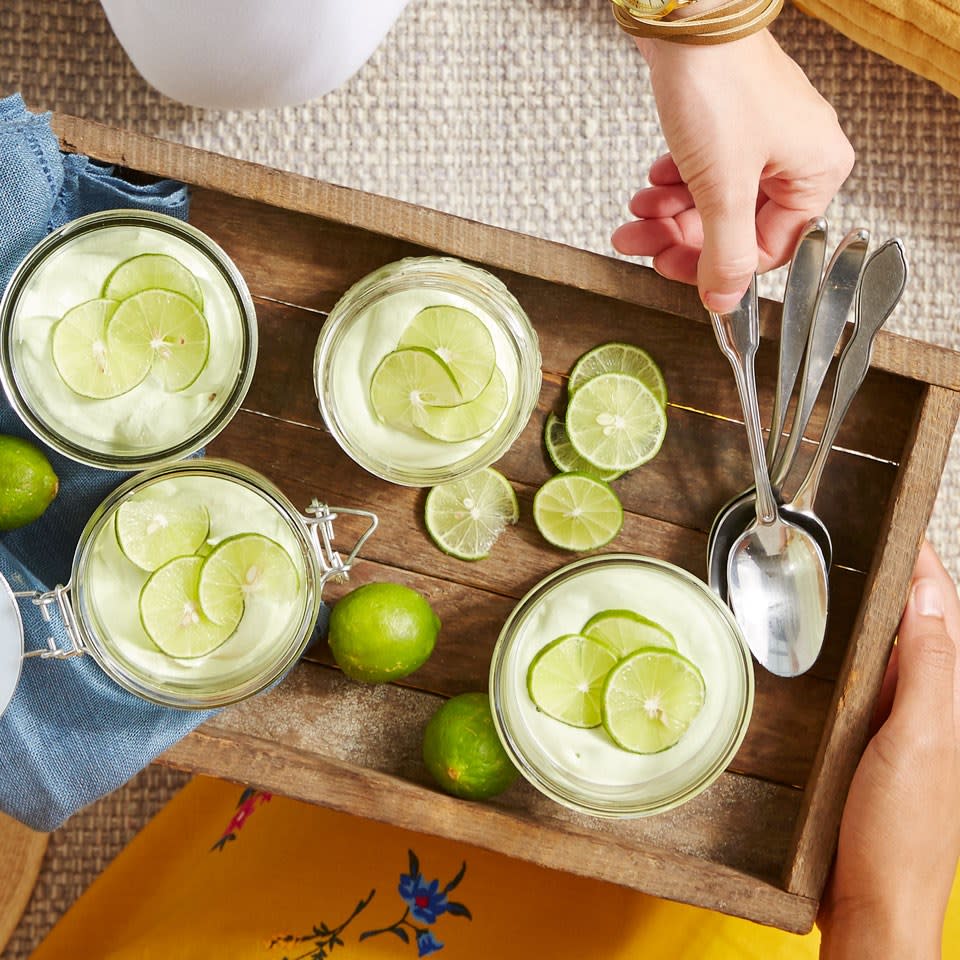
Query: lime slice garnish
xmin=115 ymin=495 xmax=210 ymax=572
xmin=397 ymin=305 xmax=496 ymax=403
xmin=106 ymin=289 xmax=210 ymax=392
xmin=543 ymin=412 xmax=622 ymax=483
xmin=198 ymin=533 xmax=300 ymax=627
xmin=369 ymin=346 xmax=463 ymax=430
xmin=602 ymin=648 xmax=706 ymax=754
xmin=532 ymin=472 xmax=623 ymax=552
xmin=102 ymin=253 xmax=204 ymax=310
xmin=424 ymin=467 xmax=519 ymax=560
xmin=418 ymin=366 xmax=508 ymax=443
xmin=139 ymin=555 xmax=239 ymax=658
xmin=565 ymin=372 xmax=667 ymax=472
xmin=526 ymin=633 xmax=620 ymax=728
xmin=51 ymin=298 xmax=152 ymax=399
xmin=568 ymin=341 xmax=667 ymax=407
xmin=582 ymin=609 xmax=676 ymax=657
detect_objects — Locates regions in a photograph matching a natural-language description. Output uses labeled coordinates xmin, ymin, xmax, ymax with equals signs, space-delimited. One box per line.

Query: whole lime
xmin=0 ymin=435 xmax=59 ymax=531
xmin=423 ymin=692 xmax=518 ymax=800
xmin=328 ymin=581 xmax=440 ymax=683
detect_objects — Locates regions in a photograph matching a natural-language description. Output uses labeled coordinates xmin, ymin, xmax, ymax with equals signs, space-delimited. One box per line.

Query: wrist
xmin=819 ymin=900 xmax=941 ymax=960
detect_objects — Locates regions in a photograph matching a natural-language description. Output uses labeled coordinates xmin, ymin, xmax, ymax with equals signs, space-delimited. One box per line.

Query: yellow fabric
xmin=794 ymin=0 xmax=960 ymax=99
xmin=32 ymin=775 xmax=822 ymax=960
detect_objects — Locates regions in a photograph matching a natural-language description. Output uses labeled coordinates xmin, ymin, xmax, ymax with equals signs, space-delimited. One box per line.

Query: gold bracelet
xmin=611 ymin=0 xmax=784 ymax=44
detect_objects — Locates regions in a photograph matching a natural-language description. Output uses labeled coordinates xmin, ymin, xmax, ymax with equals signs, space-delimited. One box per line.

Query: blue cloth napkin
xmin=0 ymin=93 xmax=213 ymax=832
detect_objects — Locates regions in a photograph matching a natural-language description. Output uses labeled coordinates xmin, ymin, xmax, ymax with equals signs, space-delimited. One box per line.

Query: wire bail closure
xmin=303 ymin=501 xmax=379 ymax=592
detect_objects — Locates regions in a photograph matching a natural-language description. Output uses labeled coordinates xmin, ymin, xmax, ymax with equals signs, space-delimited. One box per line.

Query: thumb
xmin=694 ymin=187 xmax=759 ymax=314
xmin=890 ymin=577 xmax=958 ymax=732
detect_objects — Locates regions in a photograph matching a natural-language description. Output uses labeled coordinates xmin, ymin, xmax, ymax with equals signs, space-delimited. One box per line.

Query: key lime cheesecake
xmin=490 ymin=554 xmax=754 ymax=817
xmin=315 ymin=257 xmax=541 ymax=486
xmin=0 ymin=210 xmax=257 ymax=469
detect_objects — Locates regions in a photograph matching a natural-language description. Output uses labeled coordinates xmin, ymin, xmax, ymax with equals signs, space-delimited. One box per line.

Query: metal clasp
xmin=15 ymin=583 xmax=85 ymax=660
xmin=303 ymin=502 xmax=379 ymax=591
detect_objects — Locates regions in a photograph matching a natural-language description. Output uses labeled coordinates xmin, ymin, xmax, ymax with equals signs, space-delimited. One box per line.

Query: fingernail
xmin=703 ymin=290 xmax=746 ymax=313
xmin=913 ymin=578 xmax=945 ymax=619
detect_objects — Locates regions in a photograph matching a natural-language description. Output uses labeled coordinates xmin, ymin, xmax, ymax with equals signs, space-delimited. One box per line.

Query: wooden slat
xmin=784 ymin=384 xmax=960 ymax=897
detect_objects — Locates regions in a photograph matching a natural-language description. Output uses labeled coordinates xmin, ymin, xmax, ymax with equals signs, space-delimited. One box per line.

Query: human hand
xmin=817 ymin=541 xmax=960 ymax=959
xmin=611 ymin=29 xmax=854 ymax=313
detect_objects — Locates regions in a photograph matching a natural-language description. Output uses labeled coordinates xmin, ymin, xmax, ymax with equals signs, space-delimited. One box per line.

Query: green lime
xmin=532 ymin=472 xmax=623 ymax=552
xmin=526 ymin=633 xmax=619 ymax=728
xmin=197 ymin=534 xmax=299 ymax=627
xmin=51 ymin=298 xmax=152 ymax=399
xmin=568 ymin=341 xmax=667 ymax=407
xmin=328 ymin=581 xmax=440 ymax=683
xmin=418 ymin=367 xmax=507 ymax=443
xmin=0 ymin=435 xmax=59 ymax=531
xmin=422 ymin=692 xmax=518 ymax=800
xmin=424 ymin=467 xmax=518 ymax=561
xmin=369 ymin=347 xmax=463 ymax=430
xmin=139 ymin=555 xmax=239 ymax=659
xmin=101 ymin=253 xmax=204 ymax=310
xmin=398 ymin=305 xmax=496 ymax=403
xmin=602 ymin=648 xmax=706 ymax=754
xmin=115 ymin=495 xmax=210 ymax=572
xmin=107 ymin=289 xmax=210 ymax=392
xmin=543 ymin=412 xmax=622 ymax=483
xmin=565 ymin=372 xmax=667 ymax=472
xmin=581 ymin=609 xmax=676 ymax=658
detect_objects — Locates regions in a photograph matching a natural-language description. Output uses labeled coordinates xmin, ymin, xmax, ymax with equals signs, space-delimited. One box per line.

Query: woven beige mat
xmin=2 ymin=0 xmax=960 ymax=954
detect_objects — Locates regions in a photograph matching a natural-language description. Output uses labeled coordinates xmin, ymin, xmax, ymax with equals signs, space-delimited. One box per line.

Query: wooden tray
xmin=54 ymin=115 xmax=960 ymax=934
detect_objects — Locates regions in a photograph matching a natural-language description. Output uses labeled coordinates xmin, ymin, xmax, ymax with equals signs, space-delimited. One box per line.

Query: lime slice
xmin=115 ymin=495 xmax=210 ymax=572
xmin=602 ymin=648 xmax=706 ymax=754
xmin=139 ymin=556 xmax=238 ymax=658
xmin=102 ymin=253 xmax=204 ymax=310
xmin=568 ymin=341 xmax=667 ymax=407
xmin=418 ymin=367 xmax=508 ymax=443
xmin=397 ymin=305 xmax=496 ymax=403
xmin=51 ymin=298 xmax=152 ymax=399
xmin=532 ymin=473 xmax=623 ymax=552
xmin=526 ymin=633 xmax=620 ymax=728
xmin=582 ymin=609 xmax=676 ymax=657
xmin=369 ymin=347 xmax=463 ymax=430
xmin=543 ymin=412 xmax=622 ymax=483
xmin=106 ymin=289 xmax=210 ymax=392
xmin=565 ymin=372 xmax=667 ymax=472
xmin=424 ymin=467 xmax=518 ymax=560
xmin=198 ymin=533 xmax=300 ymax=627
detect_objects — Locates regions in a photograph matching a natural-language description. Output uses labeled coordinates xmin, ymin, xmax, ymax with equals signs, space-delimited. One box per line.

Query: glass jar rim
xmin=0 ymin=209 xmax=258 ymax=471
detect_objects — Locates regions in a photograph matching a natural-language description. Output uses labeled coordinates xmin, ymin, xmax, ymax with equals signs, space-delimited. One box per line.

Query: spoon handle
xmin=766 ymin=217 xmax=827 ymax=467
xmin=791 ymin=239 xmax=908 ymax=513
xmin=771 ymin=227 xmax=870 ymax=491
xmin=710 ymin=277 xmax=778 ymax=524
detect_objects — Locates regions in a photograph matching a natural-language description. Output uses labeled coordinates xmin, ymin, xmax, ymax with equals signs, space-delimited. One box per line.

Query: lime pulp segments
xmin=602 ymin=648 xmax=706 ymax=754
xmin=565 ymin=372 xmax=667 ymax=472
xmin=139 ymin=555 xmax=239 ymax=658
xmin=397 ymin=304 xmax=497 ymax=403
xmin=369 ymin=346 xmax=463 ymax=430
xmin=51 ymin=298 xmax=152 ymax=399
xmin=424 ymin=467 xmax=519 ymax=560
xmin=581 ymin=609 xmax=676 ymax=658
xmin=532 ymin=472 xmax=623 ymax=552
xmin=568 ymin=341 xmax=667 ymax=407
xmin=418 ymin=366 xmax=508 ymax=442
xmin=543 ymin=412 xmax=622 ymax=483
xmin=115 ymin=496 xmax=210 ymax=572
xmin=101 ymin=253 xmax=204 ymax=310
xmin=526 ymin=633 xmax=620 ymax=728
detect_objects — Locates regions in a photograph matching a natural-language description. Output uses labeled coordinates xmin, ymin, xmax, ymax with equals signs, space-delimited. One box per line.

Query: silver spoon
xmin=711 ymin=281 xmax=829 ymax=678
xmin=707 ymin=227 xmax=869 ymax=597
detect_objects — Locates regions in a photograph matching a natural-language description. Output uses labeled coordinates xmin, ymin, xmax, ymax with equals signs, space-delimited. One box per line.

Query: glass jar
xmin=0 ymin=210 xmax=258 ymax=470
xmin=314 ymin=256 xmax=542 ymax=486
xmin=0 ymin=459 xmax=377 ymax=711
xmin=489 ymin=554 xmax=754 ymax=818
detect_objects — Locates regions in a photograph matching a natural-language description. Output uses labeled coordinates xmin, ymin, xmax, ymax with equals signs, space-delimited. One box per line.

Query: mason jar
xmin=314 ymin=256 xmax=542 ymax=486
xmin=0 ymin=459 xmax=377 ymax=712
xmin=0 ymin=210 xmax=258 ymax=470
xmin=489 ymin=554 xmax=754 ymax=818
